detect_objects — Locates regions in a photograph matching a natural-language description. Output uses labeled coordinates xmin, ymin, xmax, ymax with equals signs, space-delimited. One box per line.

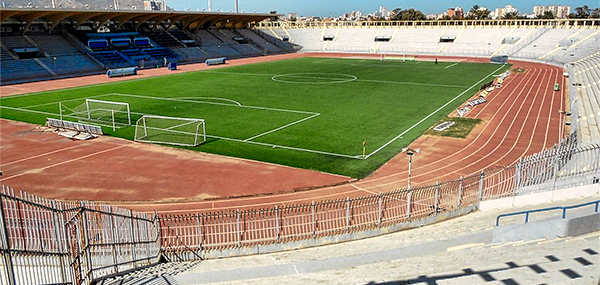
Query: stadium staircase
xmin=0 ymin=34 xmax=105 ymax=85
xmin=91 ymin=196 xmax=599 ymax=285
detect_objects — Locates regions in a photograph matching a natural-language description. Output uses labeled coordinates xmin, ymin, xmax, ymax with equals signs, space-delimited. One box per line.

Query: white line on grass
xmin=356 ymin=79 xmax=469 ymax=89
xmin=445 ymin=63 xmax=459 ymax=69
xmin=244 ymin=113 xmax=320 ymax=142
xmin=110 ymin=93 xmax=319 ymax=115
xmin=138 ymin=124 xmax=358 ymax=159
xmin=177 ymin=97 xmax=242 ymax=107
xmin=21 ymin=94 xmax=107 ymax=109
xmin=203 ymin=70 xmax=469 ymax=89
xmin=364 ymin=64 xmax=507 ymax=159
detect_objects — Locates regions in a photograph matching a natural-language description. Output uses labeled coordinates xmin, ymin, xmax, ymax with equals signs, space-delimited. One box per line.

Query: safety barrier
xmin=2 ymin=132 xmax=598 ymax=284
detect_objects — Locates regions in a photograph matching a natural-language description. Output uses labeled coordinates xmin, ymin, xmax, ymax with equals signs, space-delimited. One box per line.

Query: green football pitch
xmin=0 ymin=57 xmax=510 ymax=178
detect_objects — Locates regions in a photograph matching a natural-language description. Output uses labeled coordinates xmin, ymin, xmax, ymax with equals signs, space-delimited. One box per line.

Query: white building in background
xmin=494 ymin=5 xmax=518 ymax=19
xmin=533 ymin=5 xmax=571 ymax=18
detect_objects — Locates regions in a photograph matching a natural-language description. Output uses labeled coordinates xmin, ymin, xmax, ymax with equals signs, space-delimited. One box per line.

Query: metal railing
xmin=0 ymin=186 xmax=160 ymax=285
xmin=1 ymin=132 xmax=598 ymax=284
xmin=496 ymin=200 xmax=600 ymax=226
xmin=255 ymin=19 xmax=600 ymax=30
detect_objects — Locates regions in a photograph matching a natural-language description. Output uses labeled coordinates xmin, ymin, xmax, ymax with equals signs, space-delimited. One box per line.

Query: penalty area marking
xmin=445 ymin=63 xmax=459 ymax=69
xmin=364 ymin=63 xmax=507 ymax=159
xmin=271 ymin=73 xmax=357 ymax=84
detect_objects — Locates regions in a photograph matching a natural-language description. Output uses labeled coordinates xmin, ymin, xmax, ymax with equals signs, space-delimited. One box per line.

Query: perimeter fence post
xmin=154 ymin=211 xmax=162 ymax=254
xmin=129 ymin=209 xmax=137 ymax=264
xmin=108 ymin=206 xmax=118 ymax=274
xmin=51 ymin=200 xmax=69 ymax=284
xmin=236 ymin=209 xmax=241 ymax=247
xmin=80 ymin=201 xmax=94 ymax=282
xmin=378 ymin=192 xmax=383 ymax=227
xmin=196 ymin=213 xmax=202 ymax=253
xmin=514 ymin=159 xmax=522 ymax=193
xmin=406 ymin=189 xmax=412 ymax=220
xmin=478 ymin=171 xmax=485 ymax=201
xmin=274 ymin=206 xmax=280 ymax=242
xmin=311 ymin=201 xmax=316 ymax=238
xmin=457 ymin=176 xmax=463 ymax=208
xmin=346 ymin=197 xmax=350 ymax=233
xmin=434 ymin=182 xmax=439 ymax=214
xmin=0 ymin=187 xmax=16 ymax=285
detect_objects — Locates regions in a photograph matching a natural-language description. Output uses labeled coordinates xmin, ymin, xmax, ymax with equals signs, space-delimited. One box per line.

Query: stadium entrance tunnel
xmin=271 ymin=73 xmax=357 ymax=84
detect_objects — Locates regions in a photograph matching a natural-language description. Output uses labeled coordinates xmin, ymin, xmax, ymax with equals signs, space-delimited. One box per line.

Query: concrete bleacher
xmin=515 ymin=29 xmax=579 ymax=58
xmin=326 ymin=28 xmax=379 ymax=52
xmin=201 ymin=44 xmax=243 ymax=58
xmin=38 ymin=54 xmax=103 ymax=76
xmin=195 ymin=30 xmax=223 ymax=46
xmin=0 ymin=35 xmax=37 ymax=51
xmin=170 ymin=47 xmax=209 ymax=62
xmin=208 ymin=30 xmax=238 ymax=45
xmin=571 ymin=53 xmax=600 ymax=145
xmin=231 ymin=44 xmax=263 ymax=56
xmin=444 ymin=28 xmax=512 ymax=56
xmin=28 ymin=35 xmax=81 ymax=56
xmin=0 ymin=58 xmax=53 ymax=83
xmin=236 ymin=29 xmax=281 ymax=54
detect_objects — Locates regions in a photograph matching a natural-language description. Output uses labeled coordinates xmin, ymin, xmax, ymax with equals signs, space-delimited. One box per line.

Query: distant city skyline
xmin=169 ymin=0 xmax=596 ymax=16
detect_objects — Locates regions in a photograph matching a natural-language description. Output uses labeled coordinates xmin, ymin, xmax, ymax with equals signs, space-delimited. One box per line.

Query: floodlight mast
xmin=403 ymin=147 xmax=420 ymax=219
xmin=402 ymin=147 xmax=421 ymax=190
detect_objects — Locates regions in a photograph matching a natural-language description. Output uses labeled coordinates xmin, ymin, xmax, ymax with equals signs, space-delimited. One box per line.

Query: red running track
xmin=0 ymin=55 xmax=565 ymax=214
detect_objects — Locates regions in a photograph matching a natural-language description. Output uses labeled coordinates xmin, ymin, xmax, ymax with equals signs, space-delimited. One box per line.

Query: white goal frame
xmin=134 ymin=114 xmax=206 ymax=147
xmin=86 ymin=99 xmax=131 ymax=125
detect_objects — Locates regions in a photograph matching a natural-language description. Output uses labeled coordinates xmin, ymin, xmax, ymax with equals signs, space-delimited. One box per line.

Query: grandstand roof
xmin=0 ymin=8 xmax=275 ymax=30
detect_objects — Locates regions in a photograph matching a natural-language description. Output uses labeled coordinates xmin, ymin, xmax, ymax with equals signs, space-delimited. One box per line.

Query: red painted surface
xmin=0 ymin=54 xmax=564 ymax=214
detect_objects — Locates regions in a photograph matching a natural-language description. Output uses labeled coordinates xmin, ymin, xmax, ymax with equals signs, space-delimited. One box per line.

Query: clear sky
xmin=169 ymin=0 xmax=596 ymax=17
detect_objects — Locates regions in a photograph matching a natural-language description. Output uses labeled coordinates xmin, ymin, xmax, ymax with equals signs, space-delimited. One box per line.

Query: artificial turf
xmin=0 ymin=57 xmax=510 ymax=178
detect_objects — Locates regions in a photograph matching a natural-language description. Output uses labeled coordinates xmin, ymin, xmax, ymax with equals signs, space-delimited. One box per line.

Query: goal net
xmin=61 ymin=99 xmax=131 ymax=127
xmin=134 ymin=115 xmax=206 ymax=147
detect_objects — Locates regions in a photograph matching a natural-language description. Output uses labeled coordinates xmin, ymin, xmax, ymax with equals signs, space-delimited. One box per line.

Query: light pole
xmin=402 ymin=147 xmax=420 ymax=189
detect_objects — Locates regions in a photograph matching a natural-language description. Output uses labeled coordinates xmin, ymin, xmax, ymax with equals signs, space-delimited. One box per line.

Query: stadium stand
xmin=194 ymin=30 xmax=224 ymax=46
xmin=231 ymin=43 xmax=263 ymax=56
xmin=201 ymin=44 xmax=243 ymax=58
xmin=571 ymin=53 xmax=600 ymax=144
xmin=237 ymin=29 xmax=282 ymax=53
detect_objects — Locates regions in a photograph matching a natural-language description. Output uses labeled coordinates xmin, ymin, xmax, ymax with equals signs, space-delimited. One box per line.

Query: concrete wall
xmin=200 ymin=205 xmax=477 ymax=259
xmin=479 ymin=183 xmax=600 ymax=212
xmin=492 ymin=212 xmax=600 ymax=243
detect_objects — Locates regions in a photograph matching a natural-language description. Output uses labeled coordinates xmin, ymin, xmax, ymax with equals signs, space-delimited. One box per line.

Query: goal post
xmin=85 ymin=99 xmax=131 ymax=125
xmin=134 ymin=115 xmax=206 ymax=147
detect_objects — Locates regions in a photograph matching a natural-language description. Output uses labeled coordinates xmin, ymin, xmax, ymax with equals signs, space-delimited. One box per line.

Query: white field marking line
xmin=204 ymin=69 xmax=467 ymax=89
xmin=205 ymin=133 xmax=359 ymax=159
xmin=355 ymin=78 xmax=469 ymax=89
xmin=349 ymin=183 xmax=377 ymax=195
xmin=0 ymin=145 xmax=127 ymax=182
xmin=445 ymin=63 xmax=459 ymax=69
xmin=0 ymin=106 xmax=132 ymax=130
xmin=20 ymin=94 xmax=107 ymax=110
xmin=165 ymin=120 xmax=199 ymax=131
xmin=364 ymin=64 xmax=506 ymax=159
xmin=109 ymin=93 xmax=319 ymax=116
xmin=2 ymin=142 xmax=95 ymax=167
xmin=177 ymin=97 xmax=242 ymax=107
xmin=312 ymin=58 xmax=335 ymax=64
xmin=139 ymin=124 xmax=359 ymax=159
xmin=244 ymin=113 xmax=320 ymax=142
xmin=271 ymin=73 xmax=357 ymax=84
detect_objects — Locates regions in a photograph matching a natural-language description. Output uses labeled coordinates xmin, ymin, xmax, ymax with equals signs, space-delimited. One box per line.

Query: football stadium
xmin=0 ymin=4 xmax=599 ymax=285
